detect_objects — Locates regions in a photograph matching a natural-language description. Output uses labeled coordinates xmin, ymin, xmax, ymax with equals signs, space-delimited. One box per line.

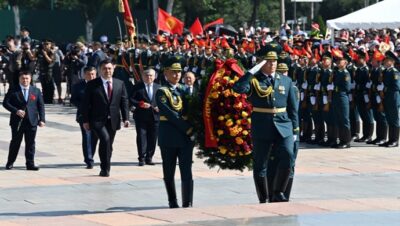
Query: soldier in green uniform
xmin=332 ymin=55 xmax=352 ymax=148
xmin=307 ymin=56 xmax=324 ymax=144
xmin=379 ymin=51 xmax=400 ymax=147
xmin=369 ymin=56 xmax=387 ymax=145
xmin=347 ymin=57 xmax=361 ymax=140
xmin=320 ymin=54 xmax=337 ymax=147
xmin=156 ymin=57 xmax=195 ymax=208
xmin=354 ymin=51 xmax=374 ymax=143
xmin=296 ymin=56 xmax=311 ymax=142
xmin=267 ymin=62 xmax=300 ymax=201
xmin=233 ymin=51 xmax=298 ymax=203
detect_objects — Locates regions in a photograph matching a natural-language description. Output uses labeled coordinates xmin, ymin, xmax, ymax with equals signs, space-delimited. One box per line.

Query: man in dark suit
xmin=183 ymin=72 xmax=198 ymax=96
xmin=3 ymin=71 xmax=45 ymax=170
xmin=130 ymin=69 xmax=160 ymax=166
xmin=70 ymin=66 xmax=99 ymax=169
xmin=81 ymin=59 xmax=130 ymax=177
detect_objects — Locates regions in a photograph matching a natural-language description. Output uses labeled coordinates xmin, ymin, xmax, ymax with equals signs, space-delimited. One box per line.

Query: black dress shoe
xmin=99 ymin=170 xmax=109 ymax=177
xmin=385 ymin=141 xmax=399 ymax=148
xmin=26 ymin=165 xmax=39 ymax=171
xmin=336 ymin=143 xmax=351 ymax=149
xmin=138 ymin=161 xmax=145 ymax=166
xmin=366 ymin=138 xmax=378 ymax=145
xmin=374 ymin=139 xmax=386 ymax=145
xmin=145 ymin=160 xmax=155 ymax=165
xmin=5 ymin=163 xmax=13 ymax=170
xmin=86 ymin=164 xmax=94 ymax=169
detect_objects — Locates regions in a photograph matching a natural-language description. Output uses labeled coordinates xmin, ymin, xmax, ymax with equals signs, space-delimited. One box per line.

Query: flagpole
xmin=116 ymin=16 xmax=123 ymax=42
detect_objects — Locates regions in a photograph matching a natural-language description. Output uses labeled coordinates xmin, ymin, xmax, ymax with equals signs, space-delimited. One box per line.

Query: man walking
xmin=3 ymin=71 xmax=45 ymax=170
xmin=81 ymin=59 xmax=130 ymax=177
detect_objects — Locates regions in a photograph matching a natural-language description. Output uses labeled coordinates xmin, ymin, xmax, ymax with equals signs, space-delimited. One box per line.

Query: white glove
xmin=293 ymin=135 xmax=298 ymax=142
xmin=327 ymin=83 xmax=334 ymax=91
xmin=376 ymin=95 xmax=382 ymax=103
xmin=192 ymin=66 xmax=198 ymax=73
xmin=314 ymin=83 xmax=321 ymax=91
xmin=300 ymin=92 xmax=305 ymax=101
xmin=364 ymin=94 xmax=370 ymax=103
xmin=323 ymin=95 xmax=328 ymax=104
xmin=248 ymin=60 xmax=266 ymax=74
xmin=301 ymin=81 xmax=308 ymax=90
xmin=190 ymin=135 xmax=196 ymax=141
xmin=365 ymin=81 xmax=372 ymax=89
xmin=184 ymin=66 xmax=189 ymax=72
xmin=349 ymin=94 xmax=353 ymax=102
xmin=351 ymin=82 xmax=356 ymax=90
xmin=377 ymin=83 xmax=384 ymax=91
xmin=310 ymin=96 xmax=316 ymax=105
xmin=156 ymin=64 xmax=161 ymax=70
xmin=200 ymin=70 xmax=206 ymax=76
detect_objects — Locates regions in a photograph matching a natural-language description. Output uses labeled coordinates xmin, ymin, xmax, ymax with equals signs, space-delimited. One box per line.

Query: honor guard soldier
xmin=307 ymin=56 xmax=324 ymax=144
xmin=354 ymin=50 xmax=374 ymax=143
xmin=332 ymin=55 xmax=352 ymax=148
xmin=320 ymin=54 xmax=337 ymax=147
xmin=379 ymin=51 xmax=400 ymax=147
xmin=233 ymin=51 xmax=298 ymax=203
xmin=156 ymin=57 xmax=195 ymax=208
xmin=347 ymin=56 xmax=361 ymax=140
xmin=296 ymin=56 xmax=311 ymax=142
xmin=369 ymin=55 xmax=388 ymax=145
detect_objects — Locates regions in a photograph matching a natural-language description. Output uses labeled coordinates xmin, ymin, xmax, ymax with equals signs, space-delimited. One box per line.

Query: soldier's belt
xmin=252 ymin=107 xmax=286 ymax=114
xmin=160 ymin=116 xmax=188 ymax=121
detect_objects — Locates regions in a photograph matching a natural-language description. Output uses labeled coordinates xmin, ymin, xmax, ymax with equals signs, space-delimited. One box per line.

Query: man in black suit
xmin=70 ymin=66 xmax=99 ymax=169
xmin=183 ymin=72 xmax=198 ymax=96
xmin=81 ymin=59 xmax=130 ymax=177
xmin=3 ymin=71 xmax=45 ymax=170
xmin=130 ymin=69 xmax=160 ymax=166
xmin=87 ymin=42 xmax=107 ymax=71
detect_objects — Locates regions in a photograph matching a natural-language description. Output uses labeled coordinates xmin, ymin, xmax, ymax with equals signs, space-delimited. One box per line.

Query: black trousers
xmin=92 ymin=120 xmax=116 ymax=172
xmin=134 ymin=119 xmax=159 ymax=162
xmin=79 ymin=122 xmax=98 ymax=165
xmin=8 ymin=119 xmax=37 ymax=166
xmin=160 ymin=144 xmax=194 ymax=182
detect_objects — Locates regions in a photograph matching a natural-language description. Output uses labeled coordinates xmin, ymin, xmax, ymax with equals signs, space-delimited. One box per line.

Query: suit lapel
xmin=17 ymin=86 xmax=28 ymax=104
xmin=98 ymin=78 xmax=109 ymax=103
xmin=142 ymin=82 xmax=151 ymax=102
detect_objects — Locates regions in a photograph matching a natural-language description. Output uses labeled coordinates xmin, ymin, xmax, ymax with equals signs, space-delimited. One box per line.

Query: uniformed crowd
xmin=1 ymin=26 xmax=400 ymax=207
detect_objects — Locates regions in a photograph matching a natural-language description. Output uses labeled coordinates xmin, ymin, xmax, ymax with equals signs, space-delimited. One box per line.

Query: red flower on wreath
xmin=29 ymin=94 xmax=36 ymax=101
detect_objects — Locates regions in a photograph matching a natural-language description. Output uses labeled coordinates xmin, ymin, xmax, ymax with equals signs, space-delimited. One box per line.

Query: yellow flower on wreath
xmin=218 ymin=146 xmax=227 ymax=154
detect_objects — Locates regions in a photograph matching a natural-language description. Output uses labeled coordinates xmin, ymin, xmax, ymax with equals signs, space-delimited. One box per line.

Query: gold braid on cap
xmin=160 ymin=88 xmax=183 ymax=111
xmin=251 ymin=77 xmax=273 ymax=98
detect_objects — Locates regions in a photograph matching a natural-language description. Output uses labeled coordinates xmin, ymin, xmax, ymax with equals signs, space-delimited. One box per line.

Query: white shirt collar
xmin=169 ymin=83 xmax=177 ymax=90
xmin=20 ymin=84 xmax=29 ymax=90
xmin=262 ymin=72 xmax=275 ymax=78
xmin=101 ymin=76 xmax=112 ymax=84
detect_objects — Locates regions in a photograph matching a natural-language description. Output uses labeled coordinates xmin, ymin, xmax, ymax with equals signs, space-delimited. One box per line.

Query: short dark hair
xmin=19 ymin=70 xmax=32 ymax=77
xmin=99 ymin=58 xmax=114 ymax=67
xmin=83 ymin=66 xmax=96 ymax=73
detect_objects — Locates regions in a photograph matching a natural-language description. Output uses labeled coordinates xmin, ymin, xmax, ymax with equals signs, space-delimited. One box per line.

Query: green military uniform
xmin=380 ymin=51 xmax=400 ymax=147
xmin=347 ymin=61 xmax=361 ymax=140
xmin=354 ymin=60 xmax=374 ymax=143
xmin=233 ymin=51 xmax=298 ymax=203
xmin=332 ymin=66 xmax=352 ymax=148
xmin=320 ymin=65 xmax=337 ymax=147
xmin=113 ymin=50 xmax=135 ymax=96
xmin=156 ymin=58 xmax=195 ymax=208
xmin=268 ymin=63 xmax=299 ymax=201
xmin=307 ymin=64 xmax=324 ymax=144
xmin=296 ymin=63 xmax=312 ymax=142
xmin=369 ymin=65 xmax=388 ymax=145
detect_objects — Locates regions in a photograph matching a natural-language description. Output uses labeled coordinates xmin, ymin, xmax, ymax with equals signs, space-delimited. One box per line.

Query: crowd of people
xmin=1 ymin=23 xmax=400 ymax=207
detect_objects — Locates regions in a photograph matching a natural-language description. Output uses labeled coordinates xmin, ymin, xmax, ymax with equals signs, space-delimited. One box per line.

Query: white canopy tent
xmin=327 ymin=0 xmax=400 ymax=30
xmin=326 ymin=0 xmax=400 ymax=44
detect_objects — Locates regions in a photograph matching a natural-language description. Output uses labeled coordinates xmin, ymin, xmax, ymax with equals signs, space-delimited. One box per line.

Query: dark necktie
xmin=268 ymin=75 xmax=274 ymax=86
xmin=107 ymin=81 xmax=112 ymax=100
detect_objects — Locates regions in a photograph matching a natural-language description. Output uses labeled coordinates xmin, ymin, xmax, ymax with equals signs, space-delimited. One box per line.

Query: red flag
xmin=189 ymin=17 xmax=203 ymax=36
xmin=314 ymin=48 xmax=320 ymax=61
xmin=348 ymin=48 xmax=358 ymax=61
xmin=203 ymin=18 xmax=224 ymax=31
xmin=373 ymin=48 xmax=385 ymax=61
xmin=283 ymin=43 xmax=294 ymax=54
xmin=119 ymin=0 xmax=136 ymax=45
xmin=158 ymin=8 xmax=184 ymax=35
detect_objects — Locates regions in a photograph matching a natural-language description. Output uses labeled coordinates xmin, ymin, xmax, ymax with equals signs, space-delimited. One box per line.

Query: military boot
xmin=182 ymin=180 xmax=193 ymax=208
xmin=385 ymin=127 xmax=399 ymax=148
xmin=164 ymin=180 xmax=179 ymax=208
xmin=270 ymin=168 xmax=290 ymax=202
xmin=253 ymin=176 xmax=268 ymax=203
xmin=374 ymin=123 xmax=388 ymax=145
